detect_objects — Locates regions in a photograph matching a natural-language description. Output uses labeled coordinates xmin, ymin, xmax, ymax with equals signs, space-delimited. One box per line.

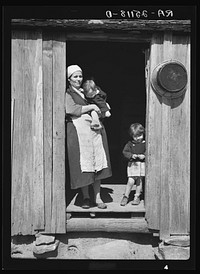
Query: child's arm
xmin=92 ymin=94 xmax=110 ymax=113
xmin=123 ymin=143 xmax=135 ymax=161
xmin=131 ymin=154 xmax=138 ymax=160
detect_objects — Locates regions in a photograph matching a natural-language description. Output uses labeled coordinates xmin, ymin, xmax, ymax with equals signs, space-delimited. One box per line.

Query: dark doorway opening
xmin=66 ymin=40 xmax=148 ymax=184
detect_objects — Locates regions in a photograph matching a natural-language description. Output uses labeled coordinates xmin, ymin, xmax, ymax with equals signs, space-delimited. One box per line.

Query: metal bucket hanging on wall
xmin=151 ymin=60 xmax=188 ymax=99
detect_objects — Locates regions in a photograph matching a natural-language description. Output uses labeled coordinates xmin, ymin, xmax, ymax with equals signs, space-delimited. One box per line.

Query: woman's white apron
xmin=72 ymin=114 xmax=108 ymax=173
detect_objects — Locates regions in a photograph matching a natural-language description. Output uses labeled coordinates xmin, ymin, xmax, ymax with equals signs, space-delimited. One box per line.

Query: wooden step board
xmin=66 ymin=184 xmax=145 ymax=214
xmin=66 ymin=217 xmax=150 ymax=233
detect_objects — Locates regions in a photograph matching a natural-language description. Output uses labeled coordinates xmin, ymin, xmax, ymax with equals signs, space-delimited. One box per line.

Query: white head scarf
xmin=67 ymin=65 xmax=82 ymax=79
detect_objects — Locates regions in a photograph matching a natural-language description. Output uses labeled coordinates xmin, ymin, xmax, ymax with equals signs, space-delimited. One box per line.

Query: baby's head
xmin=129 ymin=123 xmax=145 ymax=143
xmin=82 ymin=79 xmax=97 ymax=98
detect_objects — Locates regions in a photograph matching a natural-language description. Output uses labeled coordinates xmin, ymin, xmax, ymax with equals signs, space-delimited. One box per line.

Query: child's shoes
xmin=131 ymin=196 xmax=140 ymax=205
xmin=120 ymin=195 xmax=129 ymax=206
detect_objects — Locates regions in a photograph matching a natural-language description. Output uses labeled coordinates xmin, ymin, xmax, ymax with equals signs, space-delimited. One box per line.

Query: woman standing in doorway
xmin=65 ymin=65 xmax=112 ymax=209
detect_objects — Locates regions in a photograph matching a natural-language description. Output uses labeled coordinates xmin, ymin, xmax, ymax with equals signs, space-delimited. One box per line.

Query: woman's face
xmin=68 ymin=71 xmax=83 ymax=89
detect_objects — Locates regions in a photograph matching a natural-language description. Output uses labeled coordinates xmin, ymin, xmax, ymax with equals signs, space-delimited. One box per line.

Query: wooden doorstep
xmin=66 ymin=184 xmax=145 ymax=213
xmin=66 ymin=217 xmax=150 ymax=233
xmin=67 ymin=201 xmax=145 ymax=213
xmin=66 ymin=184 xmax=147 ymax=233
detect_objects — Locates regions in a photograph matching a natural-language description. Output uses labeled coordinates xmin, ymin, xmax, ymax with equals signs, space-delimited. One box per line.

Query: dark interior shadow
xmin=67 ymin=41 xmax=147 ymax=183
xmin=66 ymin=187 xmax=79 ymax=207
xmin=128 ymin=178 xmax=145 ymax=202
xmin=100 ymin=186 xmax=113 ymax=203
xmin=65 ymin=131 xmax=80 ymax=207
xmin=65 ymin=165 xmax=80 ymax=206
xmin=33 ymin=249 xmax=58 ymax=259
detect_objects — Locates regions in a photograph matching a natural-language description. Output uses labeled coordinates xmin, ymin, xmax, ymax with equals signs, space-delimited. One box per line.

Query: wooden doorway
xmin=66 ymin=39 xmax=149 ymax=223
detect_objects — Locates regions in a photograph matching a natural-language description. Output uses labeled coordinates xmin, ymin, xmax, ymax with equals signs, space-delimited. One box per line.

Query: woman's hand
xmin=91 ymin=104 xmax=101 ymax=114
xmin=81 ymin=104 xmax=101 ymax=115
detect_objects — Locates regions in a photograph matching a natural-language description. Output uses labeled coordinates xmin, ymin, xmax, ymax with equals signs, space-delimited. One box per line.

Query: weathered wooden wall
xmin=11 ymin=30 xmax=66 ymax=235
xmin=145 ymin=32 xmax=190 ymax=239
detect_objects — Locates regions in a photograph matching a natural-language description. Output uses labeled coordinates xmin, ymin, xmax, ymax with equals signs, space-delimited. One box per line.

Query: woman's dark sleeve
xmin=122 ymin=143 xmax=133 ymax=161
xmin=65 ymin=92 xmax=82 ymax=116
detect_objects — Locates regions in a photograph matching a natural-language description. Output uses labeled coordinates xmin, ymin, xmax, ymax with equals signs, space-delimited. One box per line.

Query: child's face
xmin=132 ymin=133 xmax=144 ymax=143
xmin=85 ymin=88 xmax=97 ymax=98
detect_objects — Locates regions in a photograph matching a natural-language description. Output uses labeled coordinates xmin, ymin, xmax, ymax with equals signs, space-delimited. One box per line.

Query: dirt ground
xmin=11 ymin=232 xmax=160 ymax=260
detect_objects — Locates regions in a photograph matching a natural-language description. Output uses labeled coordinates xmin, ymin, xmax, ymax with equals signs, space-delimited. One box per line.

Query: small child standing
xmin=82 ymin=79 xmax=111 ymax=130
xmin=120 ymin=123 xmax=145 ymax=206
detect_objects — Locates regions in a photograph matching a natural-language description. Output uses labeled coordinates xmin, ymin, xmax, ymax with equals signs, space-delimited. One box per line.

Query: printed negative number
xmin=106 ymin=9 xmax=173 ymax=18
xmin=120 ymin=10 xmax=148 ymax=18
xmin=105 ymin=10 xmax=148 ymax=18
xmin=105 ymin=10 xmax=113 ymax=18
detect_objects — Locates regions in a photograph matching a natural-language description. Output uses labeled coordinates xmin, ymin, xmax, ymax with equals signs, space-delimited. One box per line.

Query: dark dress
xmin=122 ymin=140 xmax=146 ymax=162
xmin=122 ymin=140 xmax=145 ymax=177
xmin=65 ymin=86 xmax=112 ymax=189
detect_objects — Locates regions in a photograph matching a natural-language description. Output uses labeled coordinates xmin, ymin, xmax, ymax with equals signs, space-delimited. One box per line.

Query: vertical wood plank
xmin=186 ymin=40 xmax=190 ymax=233
xmin=24 ymin=30 xmax=44 ymax=232
xmin=11 ymin=30 xmax=44 ymax=235
xmin=144 ymin=48 xmax=150 ymax=204
xmin=11 ymin=98 xmax=15 ymax=165
xmin=51 ymin=33 xmax=66 ymax=233
xmin=170 ymin=35 xmax=190 ymax=234
xmin=11 ymin=31 xmax=27 ymax=235
xmin=33 ymin=34 xmax=44 ymax=230
xmin=145 ymin=48 xmax=150 ymax=142
xmin=22 ymin=32 xmax=34 ymax=234
xmin=159 ymin=97 xmax=171 ymax=240
xmin=159 ymin=32 xmax=172 ymax=240
xmin=42 ymin=33 xmax=53 ymax=233
xmin=145 ymin=33 xmax=163 ymax=230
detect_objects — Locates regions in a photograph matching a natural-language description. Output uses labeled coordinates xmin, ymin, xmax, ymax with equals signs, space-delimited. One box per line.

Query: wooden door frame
xmin=144 ymin=32 xmax=191 ymax=239
xmin=11 ymin=19 xmax=191 ymax=236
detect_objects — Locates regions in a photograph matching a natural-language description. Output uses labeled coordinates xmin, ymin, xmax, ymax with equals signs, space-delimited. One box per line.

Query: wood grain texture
xmin=42 ymin=33 xmax=53 ymax=233
xmin=11 ymin=31 xmax=26 ymax=235
xmin=169 ymin=35 xmax=190 ymax=234
xmin=11 ymin=19 xmax=191 ymax=32
xmin=145 ymin=32 xmax=190 ymax=239
xmin=145 ymin=33 xmax=163 ymax=231
xmin=159 ymin=32 xmax=173 ymax=240
xmin=51 ymin=33 xmax=66 ymax=233
xmin=11 ymin=30 xmax=44 ymax=235
xmin=67 ymin=218 xmax=150 ymax=233
xmin=11 ymin=98 xmax=15 ymax=164
xmin=28 ymin=31 xmax=44 ymax=231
